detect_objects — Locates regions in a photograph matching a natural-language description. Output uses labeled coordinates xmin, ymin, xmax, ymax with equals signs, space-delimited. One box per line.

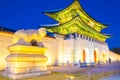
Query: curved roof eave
xmin=44 ymin=0 xmax=75 ymax=13
xmin=44 ymin=0 xmax=107 ymax=29
xmin=43 ymin=16 xmax=110 ymax=39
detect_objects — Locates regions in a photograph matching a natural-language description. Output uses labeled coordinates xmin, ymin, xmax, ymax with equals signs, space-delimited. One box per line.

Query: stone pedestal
xmin=6 ymin=70 xmax=51 ymax=80
xmin=6 ymin=45 xmax=51 ymax=80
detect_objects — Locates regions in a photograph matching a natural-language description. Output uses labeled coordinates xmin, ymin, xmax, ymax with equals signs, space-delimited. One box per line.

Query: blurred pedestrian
xmin=97 ymin=60 xmax=101 ymax=68
xmin=109 ymin=58 xmax=111 ymax=63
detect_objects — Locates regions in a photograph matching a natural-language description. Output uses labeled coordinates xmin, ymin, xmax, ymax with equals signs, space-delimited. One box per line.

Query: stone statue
xmin=12 ymin=28 xmax=46 ymax=47
xmin=6 ymin=28 xmax=50 ymax=80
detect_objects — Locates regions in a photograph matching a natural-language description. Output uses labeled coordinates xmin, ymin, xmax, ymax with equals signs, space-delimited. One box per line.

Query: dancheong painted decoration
xmin=42 ymin=0 xmax=111 ymax=42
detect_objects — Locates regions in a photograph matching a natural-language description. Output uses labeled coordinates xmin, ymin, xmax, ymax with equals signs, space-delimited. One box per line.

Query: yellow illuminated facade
xmin=0 ymin=31 xmax=13 ymax=70
xmin=8 ymin=45 xmax=47 ymax=54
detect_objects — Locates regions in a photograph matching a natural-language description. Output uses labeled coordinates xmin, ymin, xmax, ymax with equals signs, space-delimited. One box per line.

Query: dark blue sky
xmin=0 ymin=0 xmax=120 ymax=49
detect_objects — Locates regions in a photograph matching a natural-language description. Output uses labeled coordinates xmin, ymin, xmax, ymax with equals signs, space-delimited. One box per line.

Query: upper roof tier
xmin=44 ymin=0 xmax=107 ymax=32
xmin=42 ymin=16 xmax=111 ymax=42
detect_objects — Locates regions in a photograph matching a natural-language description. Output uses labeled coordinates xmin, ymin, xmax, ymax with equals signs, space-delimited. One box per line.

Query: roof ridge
xmin=0 ymin=26 xmax=16 ymax=32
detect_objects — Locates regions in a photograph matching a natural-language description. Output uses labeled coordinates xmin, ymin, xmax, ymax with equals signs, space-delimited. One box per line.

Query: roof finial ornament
xmin=74 ymin=0 xmax=79 ymax=2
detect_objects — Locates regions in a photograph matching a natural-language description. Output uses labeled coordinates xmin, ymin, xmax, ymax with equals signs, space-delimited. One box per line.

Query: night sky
xmin=0 ymin=0 xmax=120 ymax=49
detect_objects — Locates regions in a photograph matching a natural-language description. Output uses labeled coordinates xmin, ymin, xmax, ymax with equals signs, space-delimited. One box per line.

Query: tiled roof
xmin=0 ymin=26 xmax=16 ymax=32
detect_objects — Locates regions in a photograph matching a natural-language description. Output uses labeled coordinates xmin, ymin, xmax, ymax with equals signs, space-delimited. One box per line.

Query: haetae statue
xmin=5 ymin=28 xmax=51 ymax=80
xmin=12 ymin=28 xmax=46 ymax=46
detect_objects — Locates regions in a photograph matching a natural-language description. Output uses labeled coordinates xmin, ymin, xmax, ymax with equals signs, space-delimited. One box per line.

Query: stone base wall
xmin=6 ymin=71 xmax=51 ymax=80
xmin=49 ymin=34 xmax=110 ymax=65
xmin=6 ymin=62 xmax=47 ymax=74
xmin=73 ymin=37 xmax=109 ymax=64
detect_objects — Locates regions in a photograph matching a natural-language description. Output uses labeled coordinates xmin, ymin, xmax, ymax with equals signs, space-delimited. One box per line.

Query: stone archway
xmin=94 ymin=50 xmax=97 ymax=63
xmin=94 ymin=48 xmax=99 ymax=63
xmin=82 ymin=48 xmax=89 ymax=63
xmin=83 ymin=49 xmax=86 ymax=62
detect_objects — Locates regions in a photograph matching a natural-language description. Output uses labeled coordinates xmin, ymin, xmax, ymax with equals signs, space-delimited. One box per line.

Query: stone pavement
xmin=48 ymin=63 xmax=120 ymax=74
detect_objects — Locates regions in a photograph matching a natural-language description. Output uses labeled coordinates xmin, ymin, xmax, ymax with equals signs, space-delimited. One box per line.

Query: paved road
xmin=48 ymin=63 xmax=120 ymax=74
xmin=102 ymin=73 xmax=120 ymax=80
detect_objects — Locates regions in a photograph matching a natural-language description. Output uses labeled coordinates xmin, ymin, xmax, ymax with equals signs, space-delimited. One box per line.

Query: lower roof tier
xmin=42 ymin=16 xmax=111 ymax=42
